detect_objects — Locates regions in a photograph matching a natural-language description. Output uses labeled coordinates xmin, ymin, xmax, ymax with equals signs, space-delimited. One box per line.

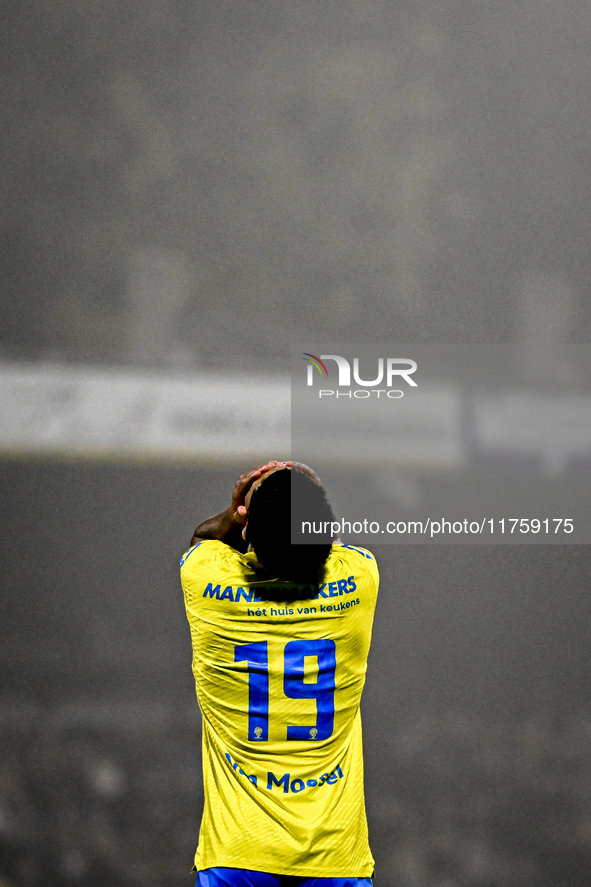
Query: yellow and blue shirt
xmin=180 ymin=540 xmax=379 ymax=879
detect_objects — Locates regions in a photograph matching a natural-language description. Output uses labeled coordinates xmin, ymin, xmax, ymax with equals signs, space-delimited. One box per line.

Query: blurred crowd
xmin=0 ymin=707 xmax=201 ymax=887
xmin=368 ymin=710 xmax=591 ymax=886
xmin=5 ymin=1 xmax=591 ymax=368
xmin=0 ymin=706 xmax=590 ymax=887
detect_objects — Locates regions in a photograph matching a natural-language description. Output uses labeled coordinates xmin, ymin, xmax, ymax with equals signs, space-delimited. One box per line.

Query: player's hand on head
xmin=231 ymin=461 xmax=287 ymax=522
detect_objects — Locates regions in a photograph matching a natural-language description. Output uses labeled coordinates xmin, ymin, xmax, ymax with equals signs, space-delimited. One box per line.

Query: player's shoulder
xmin=180 ymin=539 xmax=243 ymax=574
xmin=334 ymin=543 xmax=377 ymax=562
xmin=329 ymin=543 xmax=379 ymax=584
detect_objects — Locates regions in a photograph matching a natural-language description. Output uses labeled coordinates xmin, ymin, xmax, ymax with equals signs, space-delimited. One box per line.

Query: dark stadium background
xmin=2 ymin=2 xmax=591 ymax=885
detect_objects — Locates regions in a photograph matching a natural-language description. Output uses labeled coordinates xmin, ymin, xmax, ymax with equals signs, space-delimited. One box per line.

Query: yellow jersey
xmin=180 ymin=540 xmax=379 ymax=879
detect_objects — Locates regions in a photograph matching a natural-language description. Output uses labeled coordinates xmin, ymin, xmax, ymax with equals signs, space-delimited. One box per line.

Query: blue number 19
xmin=235 ymin=639 xmax=336 ymax=741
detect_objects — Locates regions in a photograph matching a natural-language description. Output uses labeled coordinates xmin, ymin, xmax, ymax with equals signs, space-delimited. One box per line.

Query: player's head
xmin=245 ymin=465 xmax=334 ymax=583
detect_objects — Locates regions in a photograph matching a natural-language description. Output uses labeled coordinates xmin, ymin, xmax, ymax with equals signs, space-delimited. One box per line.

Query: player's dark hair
xmin=247 ymin=468 xmax=334 ymax=595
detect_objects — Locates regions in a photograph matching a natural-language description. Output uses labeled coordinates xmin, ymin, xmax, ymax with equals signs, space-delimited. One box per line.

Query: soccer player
xmin=180 ymin=460 xmax=379 ymax=887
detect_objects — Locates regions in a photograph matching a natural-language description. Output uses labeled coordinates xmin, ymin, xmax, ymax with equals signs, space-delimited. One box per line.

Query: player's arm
xmin=190 ymin=461 xmax=283 ymax=551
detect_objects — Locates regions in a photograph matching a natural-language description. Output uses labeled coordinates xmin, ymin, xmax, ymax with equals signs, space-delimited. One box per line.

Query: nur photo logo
xmin=302 ymin=352 xmax=418 ymax=398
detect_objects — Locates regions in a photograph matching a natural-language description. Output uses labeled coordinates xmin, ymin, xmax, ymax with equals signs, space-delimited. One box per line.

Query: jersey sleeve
xmin=335 ymin=543 xmax=380 ymax=593
xmin=180 ymin=540 xmax=238 ymax=601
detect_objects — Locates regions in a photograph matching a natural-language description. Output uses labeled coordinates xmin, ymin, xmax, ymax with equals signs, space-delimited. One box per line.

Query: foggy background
xmin=1 ymin=1 xmax=591 ymax=885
